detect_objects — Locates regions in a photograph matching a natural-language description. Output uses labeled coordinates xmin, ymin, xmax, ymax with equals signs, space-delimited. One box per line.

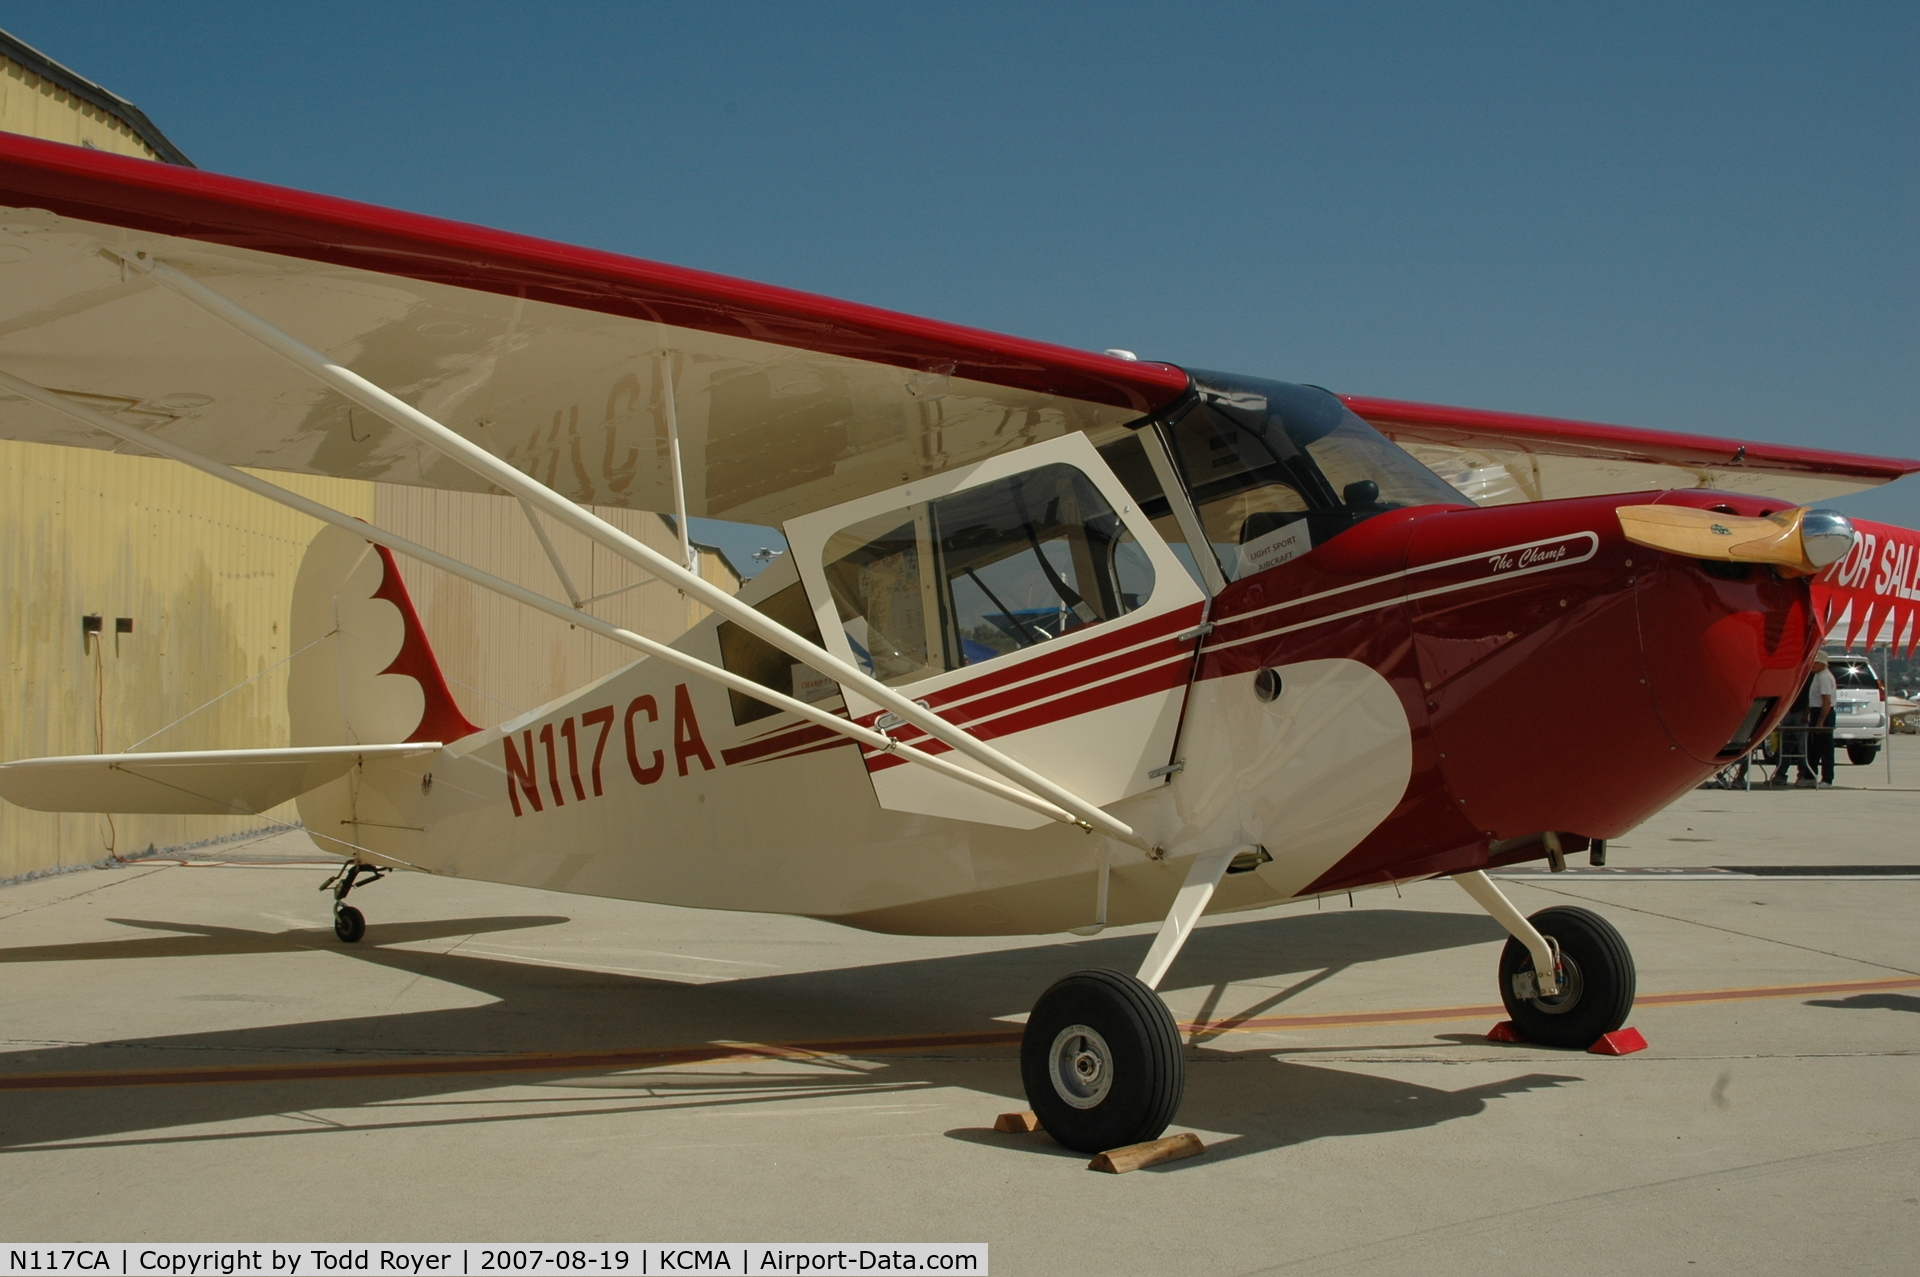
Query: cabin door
xmin=785 ymin=433 xmax=1208 ymax=828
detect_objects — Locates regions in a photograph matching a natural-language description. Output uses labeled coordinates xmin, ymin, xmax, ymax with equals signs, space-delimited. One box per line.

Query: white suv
xmin=1826 ymin=653 xmax=1888 ymax=766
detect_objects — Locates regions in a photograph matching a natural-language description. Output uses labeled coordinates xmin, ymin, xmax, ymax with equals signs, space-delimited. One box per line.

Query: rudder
xmin=289 ymin=525 xmax=478 ymax=748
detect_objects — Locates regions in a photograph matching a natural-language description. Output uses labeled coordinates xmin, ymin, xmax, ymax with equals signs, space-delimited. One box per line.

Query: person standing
xmin=1770 ymin=672 xmax=1810 ymax=786
xmin=1800 ymin=655 xmax=1838 ymax=788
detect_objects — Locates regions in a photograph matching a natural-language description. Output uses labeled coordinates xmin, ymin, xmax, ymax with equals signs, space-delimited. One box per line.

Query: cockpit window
xmin=1163 ymin=370 xmax=1470 ymax=579
xmin=820 ymin=463 xmax=1155 ymax=686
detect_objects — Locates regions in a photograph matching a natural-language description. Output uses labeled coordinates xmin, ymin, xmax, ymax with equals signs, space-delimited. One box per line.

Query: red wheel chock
xmin=1484 ymin=1022 xmax=1648 ymax=1053
xmin=1588 ymin=1026 xmax=1648 ymax=1055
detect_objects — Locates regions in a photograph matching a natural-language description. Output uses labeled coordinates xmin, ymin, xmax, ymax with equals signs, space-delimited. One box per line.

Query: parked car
xmin=1826 ymin=652 xmax=1888 ymax=765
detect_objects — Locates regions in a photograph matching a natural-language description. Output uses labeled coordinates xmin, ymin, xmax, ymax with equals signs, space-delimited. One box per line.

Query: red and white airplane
xmin=1 ymin=132 xmax=1915 ymax=1153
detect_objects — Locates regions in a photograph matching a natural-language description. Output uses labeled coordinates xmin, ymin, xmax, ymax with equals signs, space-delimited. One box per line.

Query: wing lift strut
xmin=5 ymin=247 xmax=1169 ymax=860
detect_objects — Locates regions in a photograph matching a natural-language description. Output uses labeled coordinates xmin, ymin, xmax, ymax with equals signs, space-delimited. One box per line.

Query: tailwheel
xmin=1498 ymin=906 xmax=1635 ymax=1048
xmin=320 ymin=861 xmax=386 ymax=945
xmin=1020 ymin=969 xmax=1184 ymax=1153
xmin=333 ymin=904 xmax=367 ymax=944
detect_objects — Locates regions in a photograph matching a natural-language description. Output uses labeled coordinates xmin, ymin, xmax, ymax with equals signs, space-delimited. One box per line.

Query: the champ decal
xmin=1442 ymin=531 xmax=1598 ymax=587
xmin=1205 ymin=530 xmax=1600 ymax=656
xmin=1481 ymin=536 xmax=1589 ymax=575
xmin=502 ymin=683 xmax=716 ymax=817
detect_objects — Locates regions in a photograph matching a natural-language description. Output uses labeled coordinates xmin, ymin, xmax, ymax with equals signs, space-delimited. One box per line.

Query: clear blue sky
xmin=14 ymin=2 xmax=1915 ymax=571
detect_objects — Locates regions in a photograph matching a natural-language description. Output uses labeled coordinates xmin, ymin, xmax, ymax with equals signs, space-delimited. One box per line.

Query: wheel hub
xmin=1517 ymin=953 xmax=1585 ymax=1013
xmin=1048 ymin=1023 xmax=1113 ymax=1109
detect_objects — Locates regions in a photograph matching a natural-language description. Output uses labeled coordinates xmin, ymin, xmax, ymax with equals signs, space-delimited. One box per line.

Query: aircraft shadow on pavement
xmin=944 ymin=1064 xmax=1579 ymax=1167
xmin=0 ymin=906 xmax=1530 ymax=1156
xmin=1805 ymin=992 xmax=1920 ymax=1014
xmin=0 ymin=916 xmax=571 ymax=965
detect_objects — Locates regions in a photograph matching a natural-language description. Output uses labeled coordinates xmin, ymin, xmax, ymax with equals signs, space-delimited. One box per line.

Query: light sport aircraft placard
xmin=0 ymin=131 xmax=1915 ymax=1154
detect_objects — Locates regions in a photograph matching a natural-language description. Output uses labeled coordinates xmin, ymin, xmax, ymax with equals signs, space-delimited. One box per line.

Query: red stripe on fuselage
xmin=864 ymin=653 xmax=1192 ymax=772
xmin=911 ymin=605 xmax=1201 ymax=716
xmin=718 ymin=720 xmax=848 ymax=767
xmin=872 ymin=627 xmax=1198 ymax=748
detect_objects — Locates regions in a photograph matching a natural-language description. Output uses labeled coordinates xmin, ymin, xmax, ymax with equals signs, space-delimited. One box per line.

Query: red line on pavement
xmin=4 ymin=975 xmax=1914 ymax=1090
xmin=1192 ymin=974 xmax=1920 ymax=1039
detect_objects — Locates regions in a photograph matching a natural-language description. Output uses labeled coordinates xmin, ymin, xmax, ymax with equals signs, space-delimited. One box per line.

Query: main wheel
xmin=1497 ymin=906 xmax=1634 ymax=1049
xmin=1846 ymin=743 xmax=1879 ymax=766
xmin=333 ymin=904 xmax=366 ymax=944
xmin=1019 ymin=969 xmax=1183 ymax=1154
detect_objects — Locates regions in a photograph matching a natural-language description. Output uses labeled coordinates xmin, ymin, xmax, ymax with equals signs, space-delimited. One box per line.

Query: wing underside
xmin=0 ymin=133 xmax=1911 ymax=528
xmin=0 ymin=133 xmax=1180 ymax=528
xmin=1347 ymin=395 xmax=1918 ymax=507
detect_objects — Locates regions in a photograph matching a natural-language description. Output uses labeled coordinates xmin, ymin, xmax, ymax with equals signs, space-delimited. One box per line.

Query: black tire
xmin=1497 ymin=907 xmax=1634 ymax=1049
xmin=1846 ymin=744 xmax=1879 ymax=766
xmin=333 ymin=904 xmax=366 ymax=944
xmin=1019 ymin=969 xmax=1184 ymax=1154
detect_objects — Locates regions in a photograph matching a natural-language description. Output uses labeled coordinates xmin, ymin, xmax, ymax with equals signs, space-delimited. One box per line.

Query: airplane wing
xmin=1345 ymin=395 xmax=1920 ymax=507
xmin=0 ymin=132 xmax=1186 ymax=528
xmin=1 ymin=133 xmax=1913 ymax=527
xmin=0 ymin=743 xmax=439 ymax=815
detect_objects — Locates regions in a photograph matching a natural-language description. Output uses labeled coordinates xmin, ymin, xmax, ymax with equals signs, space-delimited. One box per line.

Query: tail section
xmin=289 ymin=525 xmax=478 ymax=748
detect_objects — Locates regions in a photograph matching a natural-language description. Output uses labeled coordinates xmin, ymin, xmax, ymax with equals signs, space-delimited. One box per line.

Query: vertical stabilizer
xmin=289 ymin=525 xmax=478 ymax=748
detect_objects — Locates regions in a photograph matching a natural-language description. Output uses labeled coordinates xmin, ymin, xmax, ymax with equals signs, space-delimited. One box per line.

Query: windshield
xmin=1163 ymin=370 xmax=1469 ymax=579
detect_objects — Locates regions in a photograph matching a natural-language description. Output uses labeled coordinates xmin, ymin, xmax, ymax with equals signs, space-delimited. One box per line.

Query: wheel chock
xmin=1486 ymin=1020 xmax=1527 ymax=1043
xmin=1088 ymin=1132 xmax=1205 ymax=1173
xmin=1588 ymin=1027 xmax=1648 ymax=1055
xmin=994 ymin=1111 xmax=1042 ymax=1133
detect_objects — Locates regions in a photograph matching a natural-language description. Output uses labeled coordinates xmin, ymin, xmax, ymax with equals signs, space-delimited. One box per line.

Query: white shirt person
xmin=1801 ymin=657 xmax=1838 ymax=787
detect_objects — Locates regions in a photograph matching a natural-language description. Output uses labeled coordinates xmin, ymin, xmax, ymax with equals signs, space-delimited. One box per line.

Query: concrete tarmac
xmin=2 ymin=738 xmax=1916 ymax=1275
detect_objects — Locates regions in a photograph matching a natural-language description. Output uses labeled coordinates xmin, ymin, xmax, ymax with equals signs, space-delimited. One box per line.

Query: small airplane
xmin=1 ymin=131 xmax=1916 ymax=1154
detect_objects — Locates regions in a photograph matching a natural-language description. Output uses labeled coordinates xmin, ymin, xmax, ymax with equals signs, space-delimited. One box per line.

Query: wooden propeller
xmin=1615 ymin=504 xmax=1854 ymax=577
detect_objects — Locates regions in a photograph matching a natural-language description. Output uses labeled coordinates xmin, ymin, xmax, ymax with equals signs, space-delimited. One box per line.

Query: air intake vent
xmin=1718 ymin=697 xmax=1777 ymax=759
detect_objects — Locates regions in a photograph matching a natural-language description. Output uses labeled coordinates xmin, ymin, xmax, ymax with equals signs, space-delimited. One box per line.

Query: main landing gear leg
xmin=1454 ymin=869 xmax=1636 ymax=1048
xmin=1019 ymin=844 xmax=1253 ymax=1154
xmin=320 ymin=862 xmax=388 ymax=944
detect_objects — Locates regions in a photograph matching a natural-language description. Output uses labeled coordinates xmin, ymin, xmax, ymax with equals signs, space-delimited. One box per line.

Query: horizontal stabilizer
xmin=0 ymin=744 xmax=440 ymax=815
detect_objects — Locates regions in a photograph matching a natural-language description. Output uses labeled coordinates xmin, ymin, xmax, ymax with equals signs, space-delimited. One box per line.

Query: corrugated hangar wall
xmin=0 ymin=44 xmax=161 ymax=161
xmin=0 ymin=446 xmax=739 ymax=882
xmin=0 ymin=37 xmax=742 ymax=880
xmin=374 ymin=489 xmax=739 ymax=728
xmin=0 ymin=35 xmax=341 ymax=880
xmin=0 ymin=443 xmax=376 ymax=879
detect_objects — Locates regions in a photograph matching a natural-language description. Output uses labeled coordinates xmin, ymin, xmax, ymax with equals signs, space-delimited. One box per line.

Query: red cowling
xmin=1409 ymin=491 xmax=1818 ymax=840
xmin=1271 ymin=488 xmax=1824 ymax=893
